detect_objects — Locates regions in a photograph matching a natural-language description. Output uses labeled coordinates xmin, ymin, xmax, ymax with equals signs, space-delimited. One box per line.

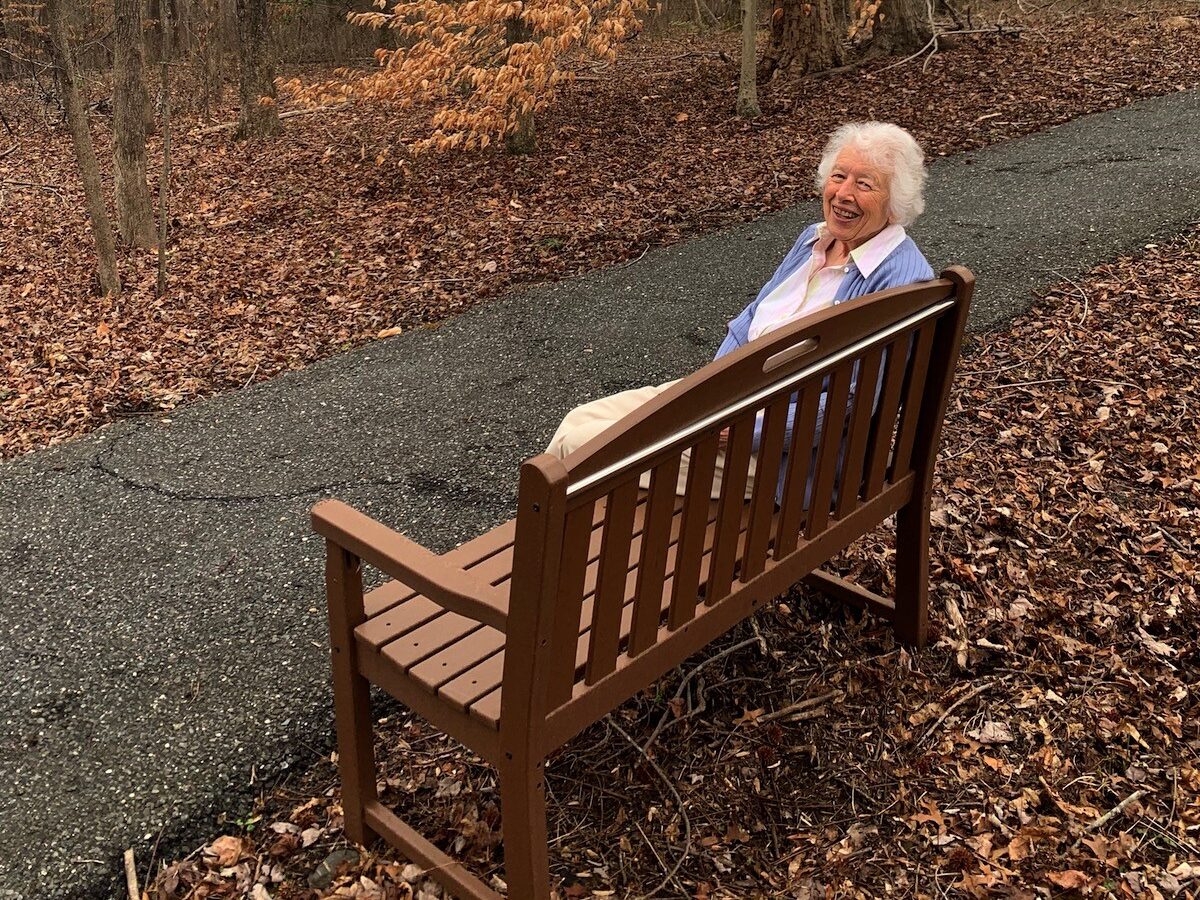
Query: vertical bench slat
xmin=890 ymin=325 xmax=937 ymax=482
xmin=861 ymin=337 xmax=909 ymax=500
xmin=668 ymin=433 xmax=720 ymax=629
xmin=629 ymin=455 xmax=682 ymax=657
xmin=805 ymin=364 xmax=853 ymax=539
xmin=706 ymin=413 xmax=756 ymax=605
xmin=545 ymin=502 xmax=596 ymax=709
xmin=773 ymin=386 xmax=821 ymax=559
xmin=742 ymin=395 xmax=791 ymax=581
xmin=835 ymin=347 xmax=885 ymax=520
xmin=585 ymin=480 xmax=640 ymax=684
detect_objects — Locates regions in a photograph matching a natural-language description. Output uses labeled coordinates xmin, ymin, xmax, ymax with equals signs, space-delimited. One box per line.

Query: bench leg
xmin=499 ymin=757 xmax=551 ymax=900
xmin=894 ymin=496 xmax=930 ymax=648
xmin=327 ymin=544 xmax=380 ymax=847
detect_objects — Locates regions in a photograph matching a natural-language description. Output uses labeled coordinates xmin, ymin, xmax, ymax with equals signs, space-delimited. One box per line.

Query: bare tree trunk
xmin=503 ymin=15 xmax=534 ymax=154
xmin=871 ymin=0 xmax=933 ymax=55
xmin=157 ymin=0 xmax=171 ymax=294
xmin=324 ymin=0 xmax=347 ymax=63
xmin=193 ymin=0 xmax=222 ymax=119
xmin=235 ymin=0 xmax=278 ymax=138
xmin=735 ymin=0 xmax=759 ymax=117
xmin=46 ymin=0 xmax=120 ymax=295
xmin=763 ymin=0 xmax=843 ymax=77
xmin=113 ymin=0 xmax=155 ymax=246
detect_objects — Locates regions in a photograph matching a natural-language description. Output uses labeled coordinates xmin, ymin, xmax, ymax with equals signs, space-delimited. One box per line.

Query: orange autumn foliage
xmin=281 ymin=0 xmax=647 ymax=153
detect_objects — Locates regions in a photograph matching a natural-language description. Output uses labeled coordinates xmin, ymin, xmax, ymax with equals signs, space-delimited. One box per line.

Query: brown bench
xmin=312 ymin=267 xmax=974 ymax=900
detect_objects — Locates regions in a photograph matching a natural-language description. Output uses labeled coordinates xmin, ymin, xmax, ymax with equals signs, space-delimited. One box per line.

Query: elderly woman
xmin=547 ymin=121 xmax=934 ymax=494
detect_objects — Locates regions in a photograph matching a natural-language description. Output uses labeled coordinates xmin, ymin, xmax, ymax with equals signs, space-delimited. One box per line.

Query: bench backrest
xmin=500 ymin=269 xmax=973 ymax=753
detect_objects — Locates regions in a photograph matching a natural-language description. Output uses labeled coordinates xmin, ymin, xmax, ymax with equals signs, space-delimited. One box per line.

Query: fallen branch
xmin=2 ymin=179 xmax=65 ymax=199
xmin=917 ymin=681 xmax=992 ymax=747
xmin=643 ymin=636 xmax=760 ymax=752
xmin=1070 ymin=790 xmax=1149 ymax=850
xmin=609 ymin=718 xmax=692 ymax=900
xmin=758 ymin=689 xmax=844 ymax=724
xmin=193 ymin=103 xmax=351 ymax=135
xmin=876 ymin=24 xmax=1024 ymax=73
xmin=123 ymin=848 xmax=139 ymax=900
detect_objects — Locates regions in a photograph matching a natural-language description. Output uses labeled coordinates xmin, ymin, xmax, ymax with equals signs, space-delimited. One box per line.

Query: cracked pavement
xmin=2 ymin=89 xmax=1199 ymax=899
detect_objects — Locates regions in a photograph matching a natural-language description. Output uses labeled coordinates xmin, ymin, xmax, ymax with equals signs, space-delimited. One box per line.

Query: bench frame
xmin=313 ymin=268 xmax=974 ymax=900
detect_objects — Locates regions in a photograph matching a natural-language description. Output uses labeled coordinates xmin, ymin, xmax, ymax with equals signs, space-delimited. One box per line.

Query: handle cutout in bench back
xmin=763 ymin=337 xmax=819 ymax=374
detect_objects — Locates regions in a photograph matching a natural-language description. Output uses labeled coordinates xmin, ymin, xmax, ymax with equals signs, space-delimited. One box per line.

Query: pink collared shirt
xmin=747 ymin=223 xmax=908 ymax=342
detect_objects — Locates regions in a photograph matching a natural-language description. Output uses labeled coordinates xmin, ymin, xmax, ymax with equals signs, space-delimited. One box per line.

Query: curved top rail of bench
xmin=561 ymin=267 xmax=974 ymax=498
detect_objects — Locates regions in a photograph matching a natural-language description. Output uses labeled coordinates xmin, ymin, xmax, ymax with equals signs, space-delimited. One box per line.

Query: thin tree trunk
xmin=113 ymin=0 xmax=155 ymax=246
xmin=871 ymin=0 xmax=933 ymax=55
xmin=47 ymin=0 xmax=121 ymax=295
xmin=735 ymin=0 xmax=760 ymax=116
xmin=324 ymin=0 xmax=347 ymax=62
xmin=763 ymin=0 xmax=843 ymax=77
xmin=195 ymin=0 xmax=223 ymax=120
xmin=503 ymin=15 xmax=534 ymax=154
xmin=157 ymin=0 xmax=171 ymax=294
xmin=235 ymin=0 xmax=278 ymax=138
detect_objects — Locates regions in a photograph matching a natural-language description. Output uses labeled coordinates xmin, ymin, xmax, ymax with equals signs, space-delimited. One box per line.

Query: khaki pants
xmin=546 ymin=382 xmax=757 ymax=501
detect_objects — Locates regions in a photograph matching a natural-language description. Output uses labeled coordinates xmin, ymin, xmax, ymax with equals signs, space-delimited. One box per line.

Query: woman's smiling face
xmin=822 ymin=147 xmax=893 ymax=249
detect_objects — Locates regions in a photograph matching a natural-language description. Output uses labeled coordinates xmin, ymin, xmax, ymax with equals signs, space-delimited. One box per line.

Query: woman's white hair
xmin=815 ymin=122 xmax=927 ymax=227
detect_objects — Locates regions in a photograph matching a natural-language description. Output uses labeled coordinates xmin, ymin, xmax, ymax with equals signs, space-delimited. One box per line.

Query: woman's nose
xmin=836 ymin=181 xmax=856 ymax=202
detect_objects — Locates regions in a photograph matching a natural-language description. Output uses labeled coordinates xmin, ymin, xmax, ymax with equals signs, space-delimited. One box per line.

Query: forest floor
xmin=0 ymin=3 xmax=1199 ymax=457
xmin=146 ymin=227 xmax=1199 ymax=899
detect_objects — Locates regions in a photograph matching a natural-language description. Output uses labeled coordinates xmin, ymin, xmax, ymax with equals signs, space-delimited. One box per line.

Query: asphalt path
xmin=2 ymin=88 xmax=1198 ymax=899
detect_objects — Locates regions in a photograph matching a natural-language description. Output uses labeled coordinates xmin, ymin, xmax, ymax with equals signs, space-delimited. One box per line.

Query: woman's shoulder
xmin=883 ymin=235 xmax=935 ymax=282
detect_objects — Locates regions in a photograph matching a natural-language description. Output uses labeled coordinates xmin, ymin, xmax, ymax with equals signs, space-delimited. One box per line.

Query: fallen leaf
xmin=968 ymin=721 xmax=1014 ymax=744
xmin=1047 ymin=869 xmax=1090 ymax=889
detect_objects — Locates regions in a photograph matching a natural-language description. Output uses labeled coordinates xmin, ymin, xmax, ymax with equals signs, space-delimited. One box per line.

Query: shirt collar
xmin=811 ymin=223 xmax=907 ymax=278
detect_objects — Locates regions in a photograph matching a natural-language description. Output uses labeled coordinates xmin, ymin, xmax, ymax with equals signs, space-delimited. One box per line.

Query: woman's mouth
xmin=832 ymin=206 xmax=859 ymax=221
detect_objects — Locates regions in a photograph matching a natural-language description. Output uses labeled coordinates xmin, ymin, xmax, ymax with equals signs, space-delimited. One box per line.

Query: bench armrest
xmin=312 ymin=499 xmax=507 ymax=633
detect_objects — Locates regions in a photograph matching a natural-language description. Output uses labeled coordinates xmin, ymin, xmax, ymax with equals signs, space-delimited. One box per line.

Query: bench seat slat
xmin=381 ymin=613 xmax=484 ymax=673
xmin=407 ymin=626 xmax=506 ymax=692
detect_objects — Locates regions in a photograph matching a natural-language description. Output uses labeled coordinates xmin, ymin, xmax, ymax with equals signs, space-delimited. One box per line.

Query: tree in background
xmin=763 ymin=0 xmax=842 ymax=77
xmin=851 ymin=0 xmax=934 ymax=56
xmin=283 ymin=0 xmax=646 ymax=153
xmin=113 ymin=0 xmax=155 ymax=246
xmin=46 ymin=0 xmax=121 ymax=294
xmin=236 ymin=0 xmax=279 ymax=138
xmin=735 ymin=0 xmax=759 ymax=116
